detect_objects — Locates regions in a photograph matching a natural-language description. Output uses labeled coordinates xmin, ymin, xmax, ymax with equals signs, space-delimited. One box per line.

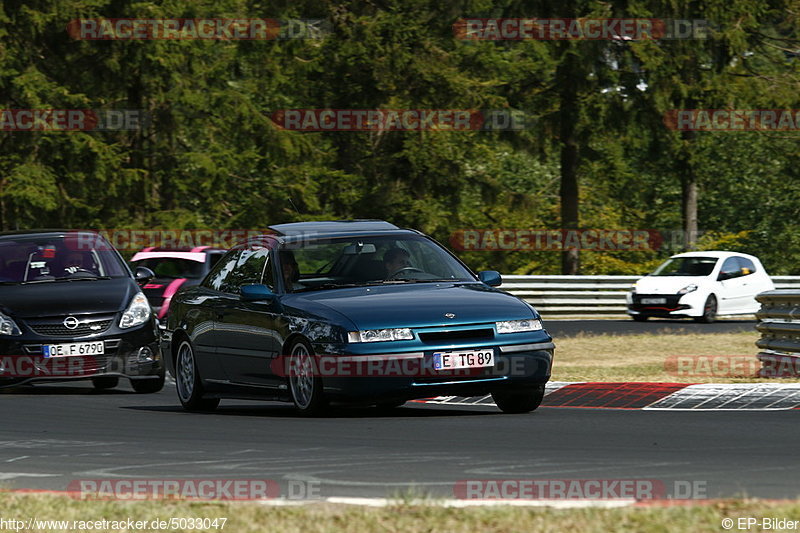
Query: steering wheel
xmin=388 ymin=266 xmax=424 ymax=279
xmin=64 ymin=267 xmax=95 ymax=276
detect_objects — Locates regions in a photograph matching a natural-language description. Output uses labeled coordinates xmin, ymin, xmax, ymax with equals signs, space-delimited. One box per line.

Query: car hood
xmin=0 ymin=277 xmax=137 ymax=318
xmin=291 ymin=282 xmax=536 ymax=330
xmin=634 ymin=276 xmax=709 ymax=295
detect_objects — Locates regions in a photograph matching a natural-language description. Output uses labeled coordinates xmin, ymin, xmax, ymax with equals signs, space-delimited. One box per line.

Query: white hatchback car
xmin=627 ymin=251 xmax=774 ymax=323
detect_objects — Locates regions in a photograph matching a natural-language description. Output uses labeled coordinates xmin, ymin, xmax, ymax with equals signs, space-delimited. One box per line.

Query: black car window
xmin=262 ymin=253 xmax=275 ymax=290
xmin=719 ymin=257 xmax=741 ymax=279
xmin=207 ymin=253 xmax=223 ymax=270
xmin=202 ymin=249 xmax=243 ymax=293
xmin=0 ymin=235 xmax=128 ymax=283
xmin=284 ymin=235 xmax=475 ymax=291
xmin=229 ymin=246 xmax=270 ymax=289
xmin=130 ymin=257 xmax=204 ymax=279
xmin=651 ymin=256 xmax=717 ymax=276
xmin=738 ymin=257 xmax=757 ymax=275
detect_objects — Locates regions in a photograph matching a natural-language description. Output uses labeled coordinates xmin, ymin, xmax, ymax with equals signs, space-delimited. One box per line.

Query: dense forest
xmin=1 ymin=0 xmax=799 ymax=274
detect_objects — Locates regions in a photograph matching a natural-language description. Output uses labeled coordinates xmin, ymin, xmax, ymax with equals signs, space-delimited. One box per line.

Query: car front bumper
xmin=0 ymin=319 xmax=163 ymax=386
xmin=627 ymin=292 xmax=705 ymax=318
xmin=315 ymin=341 xmax=554 ymax=403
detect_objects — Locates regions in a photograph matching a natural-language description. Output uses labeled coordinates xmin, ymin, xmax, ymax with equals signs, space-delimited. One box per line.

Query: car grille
xmin=26 ymin=316 xmax=115 ymax=337
xmin=418 ymin=328 xmax=494 ymax=343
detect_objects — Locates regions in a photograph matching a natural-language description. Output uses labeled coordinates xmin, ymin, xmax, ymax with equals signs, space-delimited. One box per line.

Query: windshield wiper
xmin=52 ymin=276 xmax=112 ymax=282
xmin=380 ymin=279 xmax=462 ymax=284
xmin=295 ymin=282 xmax=367 ymax=292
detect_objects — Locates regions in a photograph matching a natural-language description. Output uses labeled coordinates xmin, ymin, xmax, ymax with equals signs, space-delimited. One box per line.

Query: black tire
xmin=287 ymin=339 xmax=327 ymax=416
xmin=694 ymin=295 xmax=717 ymax=323
xmin=175 ymin=339 xmax=219 ymax=411
xmin=131 ymin=372 xmax=165 ymax=394
xmin=492 ymin=383 xmax=546 ymax=414
xmin=91 ymin=376 xmax=119 ymax=390
xmin=632 ymin=314 xmax=649 ymax=322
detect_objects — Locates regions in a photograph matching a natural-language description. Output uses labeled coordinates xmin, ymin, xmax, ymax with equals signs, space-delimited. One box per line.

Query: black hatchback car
xmin=0 ymin=230 xmax=164 ymax=392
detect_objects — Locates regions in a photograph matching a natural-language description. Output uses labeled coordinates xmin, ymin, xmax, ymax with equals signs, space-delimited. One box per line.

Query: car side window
xmin=202 ymin=248 xmax=243 ymax=293
xmin=719 ymin=257 xmax=741 ymax=280
xmin=229 ymin=246 xmax=270 ymax=289
xmin=207 ymin=253 xmax=223 ymax=270
xmin=261 ymin=252 xmax=275 ymax=290
xmin=738 ymin=257 xmax=756 ymax=276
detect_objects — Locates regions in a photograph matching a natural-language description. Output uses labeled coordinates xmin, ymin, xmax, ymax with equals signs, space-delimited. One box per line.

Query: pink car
xmin=130 ymin=246 xmax=228 ymax=324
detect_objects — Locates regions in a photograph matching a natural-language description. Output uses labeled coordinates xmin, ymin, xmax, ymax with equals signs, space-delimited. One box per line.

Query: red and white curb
xmin=416 ymin=382 xmax=800 ymax=410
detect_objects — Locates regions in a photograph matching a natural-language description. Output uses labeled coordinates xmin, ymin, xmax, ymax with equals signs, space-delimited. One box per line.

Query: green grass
xmin=3 ymin=493 xmax=800 ymax=532
xmin=552 ymin=331 xmax=800 ymax=383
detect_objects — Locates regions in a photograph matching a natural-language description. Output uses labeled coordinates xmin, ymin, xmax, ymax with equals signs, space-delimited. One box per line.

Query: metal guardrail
xmin=755 ymin=290 xmax=800 ymax=376
xmin=499 ymin=275 xmax=800 ymax=317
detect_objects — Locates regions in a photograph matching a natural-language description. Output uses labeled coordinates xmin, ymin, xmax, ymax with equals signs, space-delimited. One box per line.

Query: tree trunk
xmin=679 ymin=130 xmax=697 ymax=250
xmin=558 ymin=51 xmax=580 ymax=274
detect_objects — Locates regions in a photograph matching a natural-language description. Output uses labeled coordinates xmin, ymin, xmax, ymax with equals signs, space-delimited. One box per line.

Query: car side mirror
xmin=134 ymin=266 xmax=155 ymax=285
xmin=479 ymin=270 xmax=502 ymax=287
xmin=240 ymin=283 xmax=276 ymax=302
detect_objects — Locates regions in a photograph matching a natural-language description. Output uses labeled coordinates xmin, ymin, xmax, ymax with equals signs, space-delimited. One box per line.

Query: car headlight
xmin=0 ymin=311 xmax=21 ymax=336
xmin=677 ymin=284 xmax=698 ymax=295
xmin=347 ymin=328 xmax=414 ymax=343
xmin=496 ymin=319 xmax=543 ymax=334
xmin=119 ymin=292 xmax=151 ymax=329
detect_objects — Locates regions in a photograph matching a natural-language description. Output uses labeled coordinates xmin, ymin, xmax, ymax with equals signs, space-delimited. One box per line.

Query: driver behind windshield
xmin=383 ymin=247 xmax=412 ymax=278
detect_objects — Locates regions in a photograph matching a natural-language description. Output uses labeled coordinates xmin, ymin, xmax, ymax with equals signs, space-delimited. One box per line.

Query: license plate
xmin=433 ymin=350 xmax=494 ymax=370
xmin=43 ymin=341 xmax=105 ymax=358
xmin=641 ymin=298 xmax=667 ymax=304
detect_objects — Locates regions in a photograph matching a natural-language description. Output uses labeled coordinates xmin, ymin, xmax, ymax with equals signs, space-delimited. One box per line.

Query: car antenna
xmin=287 ymin=197 xmax=301 ymax=216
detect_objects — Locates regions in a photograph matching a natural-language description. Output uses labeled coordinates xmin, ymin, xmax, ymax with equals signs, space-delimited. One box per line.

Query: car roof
xmin=0 ymin=229 xmax=98 ymax=240
xmin=670 ymin=250 xmax=760 ymax=261
xmin=266 ymin=220 xmax=416 ymax=241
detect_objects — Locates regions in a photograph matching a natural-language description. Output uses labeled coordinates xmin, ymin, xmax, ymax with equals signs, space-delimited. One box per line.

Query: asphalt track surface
xmin=1 ymin=380 xmax=799 ymax=500
xmin=545 ymin=318 xmax=757 ymax=338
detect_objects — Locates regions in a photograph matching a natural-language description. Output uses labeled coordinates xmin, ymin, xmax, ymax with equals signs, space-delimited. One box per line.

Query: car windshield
xmin=0 ymin=234 xmax=129 ymax=283
xmin=283 ymin=234 xmax=475 ymax=292
xmin=651 ymin=256 xmax=718 ymax=277
xmin=130 ymin=257 xmax=205 ymax=279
